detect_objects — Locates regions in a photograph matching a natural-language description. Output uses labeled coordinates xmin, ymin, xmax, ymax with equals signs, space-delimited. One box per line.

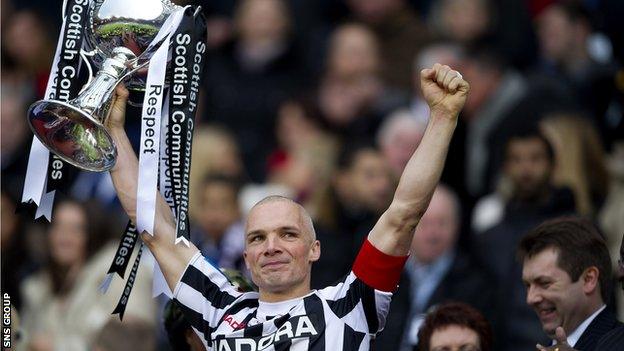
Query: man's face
xmin=381 ymin=126 xmax=423 ymax=177
xmin=243 ymin=201 xmax=320 ymax=294
xmin=429 ymin=324 xmax=480 ymax=351
xmin=522 ymin=248 xmax=588 ymax=337
xmin=536 ymin=5 xmax=576 ymax=64
xmin=49 ymin=202 xmax=88 ymax=267
xmin=504 ymin=137 xmax=552 ymax=199
xmin=411 ymin=189 xmax=458 ymax=264
xmin=199 ymin=182 xmax=240 ymax=239
xmin=344 ymin=150 xmax=393 ymax=214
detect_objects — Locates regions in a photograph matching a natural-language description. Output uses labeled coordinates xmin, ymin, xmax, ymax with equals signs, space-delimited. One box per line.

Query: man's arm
xmin=106 ymin=85 xmax=198 ymax=291
xmin=368 ymin=64 xmax=469 ymax=256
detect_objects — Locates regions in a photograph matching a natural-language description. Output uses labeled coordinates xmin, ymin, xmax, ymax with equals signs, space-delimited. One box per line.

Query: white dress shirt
xmin=554 ymin=305 xmax=606 ymax=347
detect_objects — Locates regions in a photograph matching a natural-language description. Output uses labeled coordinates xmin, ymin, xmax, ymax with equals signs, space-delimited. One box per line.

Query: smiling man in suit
xmin=594 ymin=233 xmax=624 ymax=350
xmin=519 ymin=217 xmax=623 ymax=351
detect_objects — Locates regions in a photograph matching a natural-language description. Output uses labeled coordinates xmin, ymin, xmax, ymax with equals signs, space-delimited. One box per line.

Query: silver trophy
xmin=27 ymin=0 xmax=186 ymax=172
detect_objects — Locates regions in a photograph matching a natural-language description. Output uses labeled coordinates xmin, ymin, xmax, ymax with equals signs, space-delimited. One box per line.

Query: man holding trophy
xmin=105 ymin=60 xmax=468 ymax=349
xmin=23 ymin=0 xmax=470 ymax=349
xmin=23 ymin=0 xmax=208 ymax=317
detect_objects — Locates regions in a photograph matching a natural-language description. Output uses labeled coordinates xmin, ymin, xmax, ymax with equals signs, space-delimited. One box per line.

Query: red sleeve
xmin=352 ymin=239 xmax=409 ymax=292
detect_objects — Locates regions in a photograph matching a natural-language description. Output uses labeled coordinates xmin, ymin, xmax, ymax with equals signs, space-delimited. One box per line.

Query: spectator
xmin=416 ymin=302 xmax=493 ymax=351
xmin=460 ymin=44 xmax=572 ymax=197
xmin=535 ymin=1 xmax=622 ymax=144
xmin=428 ymin=0 xmax=492 ymax=44
xmin=459 ymin=44 xmax=529 ymax=197
xmin=384 ymin=185 xmax=496 ymax=350
xmin=519 ymin=216 xmax=622 ymax=350
xmin=346 ymin=0 xmax=431 ymax=90
xmin=2 ymin=9 xmax=55 ymax=98
xmin=539 ymin=114 xmax=609 ymax=217
xmin=376 ymin=109 xmax=426 ymax=179
xmin=189 ymin=125 xmax=245 ymax=220
xmin=20 ymin=198 xmax=156 ymax=351
xmin=192 ymin=174 xmax=247 ymax=275
xmin=317 ymin=23 xmax=408 ymax=140
xmin=312 ymin=141 xmax=393 ymax=288
xmin=268 ymin=97 xmax=338 ymax=216
xmin=201 ymin=0 xmax=308 ymax=182
xmin=473 ymin=127 xmax=575 ymax=233
xmin=0 ymin=189 xmax=37 ymax=311
xmin=428 ymin=0 xmax=537 ymax=69
xmin=1 ymin=71 xmax=35 ymax=196
xmin=474 ymin=127 xmax=577 ymax=350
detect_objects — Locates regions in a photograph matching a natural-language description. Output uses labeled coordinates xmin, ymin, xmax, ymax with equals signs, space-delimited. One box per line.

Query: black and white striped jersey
xmin=174 ymin=239 xmax=408 ymax=351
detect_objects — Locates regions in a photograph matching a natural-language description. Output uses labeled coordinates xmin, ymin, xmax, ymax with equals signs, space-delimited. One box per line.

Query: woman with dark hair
xmin=19 ymin=198 xmax=156 ymax=351
xmin=417 ymin=302 xmax=493 ymax=351
xmin=1 ymin=189 xmax=36 ymax=311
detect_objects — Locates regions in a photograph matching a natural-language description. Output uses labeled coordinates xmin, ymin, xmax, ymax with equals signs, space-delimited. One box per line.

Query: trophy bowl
xmin=27 ymin=0 xmax=184 ymax=172
xmin=86 ymin=0 xmax=179 ymax=90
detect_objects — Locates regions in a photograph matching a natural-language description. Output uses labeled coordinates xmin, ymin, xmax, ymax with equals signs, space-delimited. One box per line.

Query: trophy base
xmin=27 ymin=100 xmax=117 ymax=172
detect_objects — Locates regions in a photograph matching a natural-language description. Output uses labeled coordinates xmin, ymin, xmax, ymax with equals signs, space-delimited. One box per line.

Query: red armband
xmin=352 ymin=239 xmax=409 ymax=292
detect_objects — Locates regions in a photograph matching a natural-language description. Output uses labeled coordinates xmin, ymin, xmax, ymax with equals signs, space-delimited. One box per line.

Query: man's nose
xmin=526 ymin=285 xmax=543 ymax=306
xmin=264 ymin=234 xmax=282 ymax=255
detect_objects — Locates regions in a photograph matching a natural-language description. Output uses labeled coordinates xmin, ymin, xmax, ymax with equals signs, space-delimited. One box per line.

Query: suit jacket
xmin=594 ymin=324 xmax=624 ymax=351
xmin=575 ymin=308 xmax=623 ymax=351
xmin=376 ymin=251 xmax=498 ymax=351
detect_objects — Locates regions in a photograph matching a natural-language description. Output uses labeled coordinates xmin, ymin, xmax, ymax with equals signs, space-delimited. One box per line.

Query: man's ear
xmin=243 ymin=250 xmax=251 ymax=270
xmin=309 ymin=240 xmax=321 ymax=263
xmin=582 ymin=266 xmax=600 ymax=295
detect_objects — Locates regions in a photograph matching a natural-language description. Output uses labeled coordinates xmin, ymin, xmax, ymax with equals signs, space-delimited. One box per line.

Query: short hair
xmin=201 ymin=173 xmax=242 ymax=196
xmin=417 ymin=302 xmax=493 ymax=351
xmin=504 ymin=126 xmax=555 ymax=163
xmin=414 ymin=41 xmax=462 ymax=72
xmin=517 ymin=216 xmax=612 ymax=303
xmin=462 ymin=41 xmax=506 ymax=73
xmin=336 ymin=139 xmax=378 ymax=171
xmin=376 ymin=109 xmax=426 ymax=148
xmin=250 ymin=195 xmax=316 ymax=240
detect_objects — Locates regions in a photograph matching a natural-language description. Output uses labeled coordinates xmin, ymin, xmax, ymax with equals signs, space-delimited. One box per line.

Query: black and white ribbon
xmin=136 ymin=8 xmax=185 ymax=236
xmin=167 ymin=8 xmax=207 ymax=246
xmin=22 ymin=0 xmax=89 ymax=220
xmin=99 ymin=221 xmax=139 ymax=293
xmin=101 ymin=6 xmax=186 ymax=300
xmin=111 ymin=242 xmax=144 ymax=320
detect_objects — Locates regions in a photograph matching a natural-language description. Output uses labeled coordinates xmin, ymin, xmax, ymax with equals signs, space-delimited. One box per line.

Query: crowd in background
xmin=1 ymin=0 xmax=624 ymax=350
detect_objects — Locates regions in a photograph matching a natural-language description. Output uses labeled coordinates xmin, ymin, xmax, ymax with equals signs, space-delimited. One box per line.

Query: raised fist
xmin=420 ymin=63 xmax=469 ymax=121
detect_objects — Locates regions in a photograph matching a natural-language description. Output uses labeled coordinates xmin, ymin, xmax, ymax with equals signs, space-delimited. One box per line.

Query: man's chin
xmin=542 ymin=321 xmax=561 ymax=339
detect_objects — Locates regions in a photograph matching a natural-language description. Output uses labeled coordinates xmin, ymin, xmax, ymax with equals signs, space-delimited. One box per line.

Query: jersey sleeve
xmin=317 ymin=239 xmax=408 ymax=335
xmin=173 ymin=251 xmax=246 ymax=341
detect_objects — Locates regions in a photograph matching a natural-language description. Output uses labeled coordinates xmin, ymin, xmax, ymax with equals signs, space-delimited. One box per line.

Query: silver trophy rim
xmin=27 ymin=99 xmax=118 ymax=172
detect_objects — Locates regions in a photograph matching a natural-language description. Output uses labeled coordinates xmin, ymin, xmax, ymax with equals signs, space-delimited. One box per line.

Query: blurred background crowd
xmin=1 ymin=0 xmax=624 ymax=350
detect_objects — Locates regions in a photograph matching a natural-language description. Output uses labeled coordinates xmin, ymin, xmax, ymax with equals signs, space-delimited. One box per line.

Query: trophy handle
xmin=79 ymin=50 xmax=98 ymax=92
xmin=122 ymin=5 xmax=202 ymax=79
